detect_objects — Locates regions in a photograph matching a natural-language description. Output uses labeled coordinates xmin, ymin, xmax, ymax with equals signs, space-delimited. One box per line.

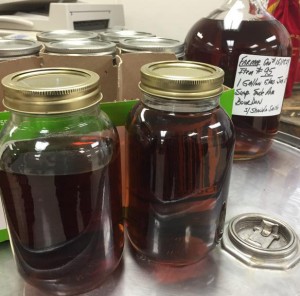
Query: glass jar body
xmin=0 ymin=106 xmax=123 ymax=295
xmin=185 ymin=0 xmax=292 ymax=160
xmin=125 ymin=94 xmax=235 ymax=265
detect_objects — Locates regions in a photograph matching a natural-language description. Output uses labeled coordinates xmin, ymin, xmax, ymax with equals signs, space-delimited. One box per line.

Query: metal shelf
xmin=1 ymin=139 xmax=300 ymax=296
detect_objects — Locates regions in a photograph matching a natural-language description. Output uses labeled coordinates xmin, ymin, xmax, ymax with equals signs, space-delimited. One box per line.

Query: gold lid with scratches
xmin=139 ymin=61 xmax=224 ymax=99
xmin=2 ymin=67 xmax=102 ymax=114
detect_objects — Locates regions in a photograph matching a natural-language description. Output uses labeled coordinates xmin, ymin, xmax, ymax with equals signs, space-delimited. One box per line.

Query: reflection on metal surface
xmin=275 ymin=131 xmax=300 ymax=149
xmin=23 ymin=260 xmax=125 ymax=296
xmin=222 ymin=213 xmax=300 ymax=270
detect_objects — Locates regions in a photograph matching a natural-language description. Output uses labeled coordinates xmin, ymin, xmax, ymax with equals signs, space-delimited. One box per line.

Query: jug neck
xmin=208 ymin=0 xmax=273 ymax=21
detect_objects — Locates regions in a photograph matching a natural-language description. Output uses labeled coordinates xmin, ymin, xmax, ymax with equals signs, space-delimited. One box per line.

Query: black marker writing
xmin=239 ymin=55 xmax=261 ymax=67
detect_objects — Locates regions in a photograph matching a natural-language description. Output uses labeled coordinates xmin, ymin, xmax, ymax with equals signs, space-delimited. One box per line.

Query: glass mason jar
xmin=185 ymin=0 xmax=292 ymax=160
xmin=126 ymin=61 xmax=235 ymax=265
xmin=0 ymin=68 xmax=123 ymax=295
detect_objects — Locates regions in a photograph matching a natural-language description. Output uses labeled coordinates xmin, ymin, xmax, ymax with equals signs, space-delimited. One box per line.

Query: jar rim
xmin=44 ymin=40 xmax=116 ymax=55
xmin=2 ymin=67 xmax=102 ymax=114
xmin=36 ymin=30 xmax=98 ymax=42
xmin=0 ymin=39 xmax=42 ymax=57
xmin=99 ymin=30 xmax=155 ymax=42
xmin=118 ymin=37 xmax=184 ymax=55
xmin=139 ymin=60 xmax=224 ymax=100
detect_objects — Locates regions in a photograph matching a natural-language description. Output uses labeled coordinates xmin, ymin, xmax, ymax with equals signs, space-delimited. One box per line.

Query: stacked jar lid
xmin=36 ymin=29 xmax=99 ymax=43
xmin=44 ymin=40 xmax=117 ymax=56
xmin=37 ymin=29 xmax=117 ymax=57
xmin=99 ymin=29 xmax=155 ymax=44
xmin=0 ymin=39 xmax=42 ymax=60
xmin=118 ymin=37 xmax=185 ymax=59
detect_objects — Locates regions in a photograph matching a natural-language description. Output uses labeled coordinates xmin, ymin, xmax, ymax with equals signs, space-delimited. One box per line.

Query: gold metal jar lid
xmin=139 ymin=61 xmax=224 ymax=99
xmin=2 ymin=67 xmax=102 ymax=114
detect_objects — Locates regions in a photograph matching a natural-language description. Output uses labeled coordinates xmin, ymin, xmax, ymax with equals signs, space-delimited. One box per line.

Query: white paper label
xmin=0 ymin=202 xmax=6 ymax=230
xmin=232 ymin=54 xmax=291 ymax=116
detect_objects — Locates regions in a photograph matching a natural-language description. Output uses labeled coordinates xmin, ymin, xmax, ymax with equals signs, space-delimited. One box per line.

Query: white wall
xmin=84 ymin=0 xmax=223 ymax=41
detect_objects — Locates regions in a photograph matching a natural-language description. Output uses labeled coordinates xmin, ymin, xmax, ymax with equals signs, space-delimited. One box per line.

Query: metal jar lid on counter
xmin=36 ymin=30 xmax=98 ymax=43
xmin=222 ymin=213 xmax=300 ymax=270
xmin=44 ymin=40 xmax=117 ymax=56
xmin=0 ymin=39 xmax=42 ymax=60
xmin=118 ymin=37 xmax=185 ymax=59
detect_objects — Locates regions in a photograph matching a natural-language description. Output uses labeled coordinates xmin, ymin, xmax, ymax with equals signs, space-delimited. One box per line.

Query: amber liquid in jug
xmin=185 ymin=2 xmax=292 ymax=159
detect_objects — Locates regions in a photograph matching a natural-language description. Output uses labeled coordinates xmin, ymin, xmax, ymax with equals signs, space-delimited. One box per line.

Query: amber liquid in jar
xmin=126 ymin=102 xmax=235 ymax=265
xmin=0 ymin=135 xmax=123 ymax=295
xmin=185 ymin=19 xmax=291 ymax=159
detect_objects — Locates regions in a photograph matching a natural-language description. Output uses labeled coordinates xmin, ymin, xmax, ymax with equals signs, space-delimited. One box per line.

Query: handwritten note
xmin=233 ymin=54 xmax=291 ymax=116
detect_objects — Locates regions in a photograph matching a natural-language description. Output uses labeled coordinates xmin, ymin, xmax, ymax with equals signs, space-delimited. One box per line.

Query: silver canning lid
xmin=222 ymin=213 xmax=300 ymax=270
xmin=2 ymin=67 xmax=102 ymax=114
xmin=0 ymin=39 xmax=42 ymax=57
xmin=139 ymin=61 xmax=224 ymax=100
xmin=118 ymin=37 xmax=185 ymax=57
xmin=99 ymin=30 xmax=155 ymax=43
xmin=44 ymin=40 xmax=116 ymax=55
xmin=36 ymin=30 xmax=98 ymax=42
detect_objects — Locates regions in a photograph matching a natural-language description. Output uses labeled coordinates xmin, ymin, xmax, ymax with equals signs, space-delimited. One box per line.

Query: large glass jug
xmin=185 ymin=0 xmax=292 ymax=160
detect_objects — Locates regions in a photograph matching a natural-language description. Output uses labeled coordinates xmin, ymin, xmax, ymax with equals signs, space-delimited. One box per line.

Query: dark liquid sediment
xmin=126 ymin=103 xmax=235 ymax=264
xmin=185 ymin=18 xmax=291 ymax=159
xmin=0 ymin=136 xmax=123 ymax=295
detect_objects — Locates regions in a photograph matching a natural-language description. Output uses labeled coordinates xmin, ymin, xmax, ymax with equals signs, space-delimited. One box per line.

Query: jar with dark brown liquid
xmin=126 ymin=61 xmax=235 ymax=265
xmin=0 ymin=68 xmax=123 ymax=295
xmin=185 ymin=0 xmax=292 ymax=160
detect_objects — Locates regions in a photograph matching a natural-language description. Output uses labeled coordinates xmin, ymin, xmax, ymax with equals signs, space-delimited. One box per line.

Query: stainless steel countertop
xmin=1 ymin=138 xmax=300 ymax=296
